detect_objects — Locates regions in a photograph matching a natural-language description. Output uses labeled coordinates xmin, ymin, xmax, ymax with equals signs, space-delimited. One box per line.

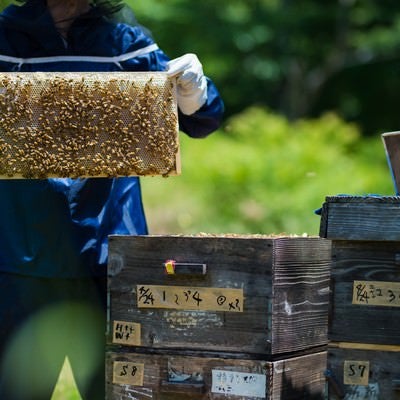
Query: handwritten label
xmin=211 ymin=369 xmax=266 ymax=398
xmin=112 ymin=362 xmax=144 ymax=386
xmin=344 ymin=361 xmax=370 ymax=386
xmin=353 ymin=280 xmax=400 ymax=307
xmin=136 ymin=285 xmax=244 ymax=312
xmin=343 ymin=382 xmax=379 ymax=399
xmin=112 ymin=321 xmax=141 ymax=346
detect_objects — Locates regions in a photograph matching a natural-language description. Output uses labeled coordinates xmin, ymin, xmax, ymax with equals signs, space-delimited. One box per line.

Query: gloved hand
xmin=166 ymin=53 xmax=208 ymax=115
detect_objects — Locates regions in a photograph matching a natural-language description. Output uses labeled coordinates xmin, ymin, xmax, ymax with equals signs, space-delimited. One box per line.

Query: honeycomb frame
xmin=0 ymin=71 xmax=180 ymax=179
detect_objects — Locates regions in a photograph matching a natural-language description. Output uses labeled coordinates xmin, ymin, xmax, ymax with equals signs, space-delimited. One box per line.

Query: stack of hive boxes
xmin=106 ymin=234 xmax=331 ymax=399
xmin=320 ymin=195 xmax=400 ymax=400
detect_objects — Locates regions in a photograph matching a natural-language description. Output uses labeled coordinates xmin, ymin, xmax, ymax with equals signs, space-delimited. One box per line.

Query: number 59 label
xmin=343 ymin=360 xmax=369 ymax=386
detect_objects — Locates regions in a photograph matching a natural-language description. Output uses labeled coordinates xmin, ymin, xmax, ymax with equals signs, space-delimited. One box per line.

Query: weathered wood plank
xmin=329 ymin=240 xmax=400 ymax=345
xmin=271 ymin=238 xmax=331 ymax=354
xmin=319 ymin=196 xmax=400 ymax=241
xmin=382 ymin=131 xmax=400 ymax=195
xmin=106 ymin=350 xmax=327 ymax=400
xmin=107 ymin=235 xmax=331 ymax=355
xmin=327 ymin=342 xmax=400 ymax=399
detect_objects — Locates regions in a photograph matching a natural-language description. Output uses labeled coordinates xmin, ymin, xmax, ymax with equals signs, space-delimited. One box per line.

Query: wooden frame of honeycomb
xmin=0 ymin=72 xmax=180 ymax=179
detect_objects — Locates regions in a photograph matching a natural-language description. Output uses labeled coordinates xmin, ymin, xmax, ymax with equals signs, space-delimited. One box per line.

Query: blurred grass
xmin=51 ymin=358 xmax=82 ymax=400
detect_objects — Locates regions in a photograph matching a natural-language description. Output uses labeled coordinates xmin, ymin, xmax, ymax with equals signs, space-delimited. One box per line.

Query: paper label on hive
xmin=112 ymin=362 xmax=144 ymax=386
xmin=211 ymin=369 xmax=266 ymax=398
xmin=343 ymin=361 xmax=370 ymax=386
xmin=352 ymin=280 xmax=400 ymax=306
xmin=136 ymin=285 xmax=244 ymax=312
xmin=112 ymin=321 xmax=141 ymax=346
xmin=341 ymin=383 xmax=379 ymax=399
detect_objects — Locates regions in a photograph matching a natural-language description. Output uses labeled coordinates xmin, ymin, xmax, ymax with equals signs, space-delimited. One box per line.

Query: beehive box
xmin=106 ymin=349 xmax=327 ymax=400
xmin=327 ymin=343 xmax=400 ymax=400
xmin=319 ymin=196 xmax=400 ymax=345
xmin=107 ymin=234 xmax=331 ymax=355
xmin=0 ymin=72 xmax=179 ymax=178
xmin=319 ymin=195 xmax=400 ymax=241
xmin=327 ymin=240 xmax=400 ymax=345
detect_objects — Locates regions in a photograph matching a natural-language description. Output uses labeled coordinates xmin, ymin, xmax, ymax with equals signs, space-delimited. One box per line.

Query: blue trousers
xmin=0 ymin=273 xmax=106 ymax=400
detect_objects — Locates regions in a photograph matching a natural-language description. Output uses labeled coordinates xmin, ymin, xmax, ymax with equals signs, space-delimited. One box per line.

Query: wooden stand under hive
xmin=0 ymin=72 xmax=180 ymax=178
xmin=320 ymin=195 xmax=400 ymax=400
xmin=106 ymin=234 xmax=331 ymax=399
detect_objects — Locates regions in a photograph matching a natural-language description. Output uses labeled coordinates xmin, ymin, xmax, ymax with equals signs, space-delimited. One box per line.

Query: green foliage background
xmin=128 ymin=0 xmax=400 ymax=135
xmin=142 ymin=108 xmax=394 ymax=236
xmin=127 ymin=0 xmax=398 ymax=235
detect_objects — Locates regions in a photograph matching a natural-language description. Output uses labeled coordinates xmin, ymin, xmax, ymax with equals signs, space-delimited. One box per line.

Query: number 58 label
xmin=113 ymin=362 xmax=144 ymax=386
xmin=343 ymin=361 xmax=369 ymax=386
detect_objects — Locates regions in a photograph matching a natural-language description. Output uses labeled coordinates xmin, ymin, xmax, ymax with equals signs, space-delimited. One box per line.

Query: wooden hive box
xmin=326 ymin=343 xmax=400 ymax=400
xmin=319 ymin=195 xmax=400 ymax=241
xmin=319 ymin=195 xmax=400 ymax=345
xmin=106 ymin=349 xmax=327 ymax=400
xmin=327 ymin=239 xmax=400 ymax=345
xmin=107 ymin=234 xmax=331 ymax=356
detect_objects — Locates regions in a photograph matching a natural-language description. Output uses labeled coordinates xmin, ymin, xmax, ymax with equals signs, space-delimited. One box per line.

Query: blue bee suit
xmin=0 ymin=1 xmax=224 ymax=399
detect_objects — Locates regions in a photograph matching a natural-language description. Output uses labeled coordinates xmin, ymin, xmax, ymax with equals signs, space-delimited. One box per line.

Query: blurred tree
xmin=0 ymin=0 xmax=13 ymax=9
xmin=129 ymin=0 xmax=400 ymax=135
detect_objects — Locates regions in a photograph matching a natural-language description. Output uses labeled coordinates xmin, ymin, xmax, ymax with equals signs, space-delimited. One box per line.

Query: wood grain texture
xmin=106 ymin=350 xmax=327 ymax=400
xmin=107 ymin=235 xmax=331 ymax=356
xmin=327 ymin=344 xmax=400 ymax=400
xmin=329 ymin=240 xmax=400 ymax=344
xmin=319 ymin=196 xmax=400 ymax=240
xmin=271 ymin=238 xmax=331 ymax=354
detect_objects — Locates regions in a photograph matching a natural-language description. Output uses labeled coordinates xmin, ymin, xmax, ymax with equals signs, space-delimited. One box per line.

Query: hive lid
xmin=319 ymin=195 xmax=400 ymax=240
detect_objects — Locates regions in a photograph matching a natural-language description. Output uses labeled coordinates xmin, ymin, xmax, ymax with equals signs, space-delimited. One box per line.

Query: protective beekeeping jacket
xmin=0 ymin=0 xmax=224 ymax=278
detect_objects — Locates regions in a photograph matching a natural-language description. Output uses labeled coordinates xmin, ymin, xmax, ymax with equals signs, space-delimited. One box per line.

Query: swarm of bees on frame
xmin=0 ymin=72 xmax=179 ymax=179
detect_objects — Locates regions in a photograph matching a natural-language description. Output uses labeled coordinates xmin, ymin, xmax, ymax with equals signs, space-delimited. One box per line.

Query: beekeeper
xmin=0 ymin=0 xmax=224 ymax=399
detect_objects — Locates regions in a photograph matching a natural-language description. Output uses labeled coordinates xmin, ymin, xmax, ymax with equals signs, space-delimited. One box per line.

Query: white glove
xmin=166 ymin=53 xmax=208 ymax=115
